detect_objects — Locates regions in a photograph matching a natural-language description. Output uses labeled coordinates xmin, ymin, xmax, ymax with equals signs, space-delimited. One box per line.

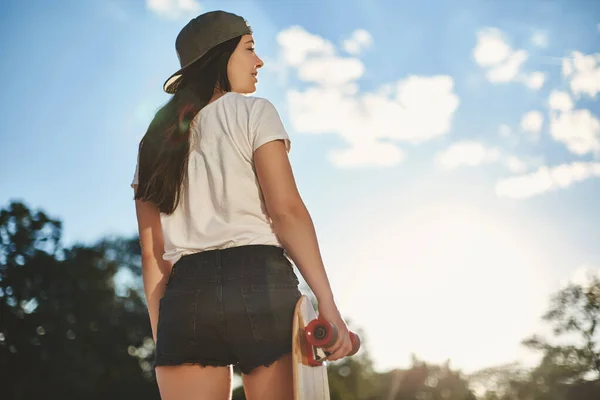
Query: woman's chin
xmin=235 ymin=84 xmax=258 ymax=95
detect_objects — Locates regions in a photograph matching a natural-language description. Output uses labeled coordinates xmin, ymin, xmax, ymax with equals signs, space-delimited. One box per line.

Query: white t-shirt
xmin=131 ymin=92 xmax=291 ymax=264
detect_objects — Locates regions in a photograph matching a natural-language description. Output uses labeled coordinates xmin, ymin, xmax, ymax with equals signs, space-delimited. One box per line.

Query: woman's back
xmin=132 ymin=91 xmax=291 ymax=264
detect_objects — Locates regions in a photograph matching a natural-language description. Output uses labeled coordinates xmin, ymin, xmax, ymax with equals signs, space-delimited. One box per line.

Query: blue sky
xmin=1 ymin=0 xmax=599 ymax=375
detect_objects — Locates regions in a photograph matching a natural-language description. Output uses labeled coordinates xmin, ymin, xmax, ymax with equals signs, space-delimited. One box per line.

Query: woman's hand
xmin=317 ymin=301 xmax=353 ymax=361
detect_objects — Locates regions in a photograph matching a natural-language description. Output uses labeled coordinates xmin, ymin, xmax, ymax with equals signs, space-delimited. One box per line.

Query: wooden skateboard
xmin=291 ymin=295 xmax=361 ymax=400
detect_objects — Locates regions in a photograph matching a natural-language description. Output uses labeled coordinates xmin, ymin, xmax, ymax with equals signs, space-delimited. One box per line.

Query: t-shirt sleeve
xmin=249 ymin=98 xmax=291 ymax=153
xmin=131 ymin=154 xmax=139 ymax=189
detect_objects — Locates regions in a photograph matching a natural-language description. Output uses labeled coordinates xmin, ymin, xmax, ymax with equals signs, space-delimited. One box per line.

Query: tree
xmin=520 ymin=273 xmax=600 ymax=399
xmin=373 ymin=355 xmax=476 ymax=400
xmin=327 ymin=324 xmax=381 ymax=400
xmin=0 ymin=201 xmax=159 ymax=399
xmin=468 ymin=362 xmax=536 ymax=400
xmin=523 ymin=273 xmax=600 ymax=382
xmin=470 ymin=272 xmax=600 ymax=400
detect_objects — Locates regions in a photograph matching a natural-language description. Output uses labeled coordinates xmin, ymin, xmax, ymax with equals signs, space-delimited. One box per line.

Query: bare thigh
xmin=155 ymin=364 xmax=233 ymax=400
xmin=242 ymin=353 xmax=294 ymax=400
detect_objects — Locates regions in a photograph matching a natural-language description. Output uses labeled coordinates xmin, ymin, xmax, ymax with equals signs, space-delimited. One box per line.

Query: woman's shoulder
xmin=222 ymin=92 xmax=280 ymax=120
xmin=226 ymin=92 xmax=274 ymax=107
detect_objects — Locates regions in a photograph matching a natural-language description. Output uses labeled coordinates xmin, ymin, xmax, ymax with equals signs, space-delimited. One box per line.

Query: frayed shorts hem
xmin=152 ymin=358 xmax=231 ymax=370
xmin=238 ymin=347 xmax=293 ymax=375
xmin=151 ymin=347 xmax=293 ymax=376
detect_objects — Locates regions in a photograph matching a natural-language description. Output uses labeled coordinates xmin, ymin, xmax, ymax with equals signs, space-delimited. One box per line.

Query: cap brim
xmin=163 ymin=70 xmax=184 ymax=94
xmin=162 ymin=50 xmax=208 ymax=94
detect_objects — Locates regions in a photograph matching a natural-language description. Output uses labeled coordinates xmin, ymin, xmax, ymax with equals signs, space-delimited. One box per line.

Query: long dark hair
xmin=134 ymin=36 xmax=242 ymax=214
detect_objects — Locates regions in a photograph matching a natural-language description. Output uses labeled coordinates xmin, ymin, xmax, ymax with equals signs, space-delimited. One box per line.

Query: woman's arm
xmin=253 ymin=140 xmax=336 ymax=306
xmin=253 ymin=139 xmax=354 ymax=361
xmin=133 ymin=188 xmax=172 ymax=342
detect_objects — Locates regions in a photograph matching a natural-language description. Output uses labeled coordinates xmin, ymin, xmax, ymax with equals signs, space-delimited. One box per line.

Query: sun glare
xmin=329 ymin=203 xmax=550 ymax=373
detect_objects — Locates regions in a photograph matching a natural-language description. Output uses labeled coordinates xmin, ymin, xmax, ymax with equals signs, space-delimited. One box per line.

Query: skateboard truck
xmin=303 ymin=318 xmax=361 ymax=366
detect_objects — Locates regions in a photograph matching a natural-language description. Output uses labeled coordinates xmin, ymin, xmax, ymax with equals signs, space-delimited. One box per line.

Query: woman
xmin=131 ymin=10 xmax=353 ymax=399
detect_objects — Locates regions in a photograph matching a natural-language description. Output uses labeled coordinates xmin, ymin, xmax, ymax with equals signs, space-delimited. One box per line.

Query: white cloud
xmin=276 ymin=26 xmax=335 ymax=67
xmin=297 ymin=57 xmax=365 ymax=87
xmin=329 ymin=140 xmax=404 ymax=168
xmin=342 ymin=29 xmax=373 ymax=56
xmin=277 ymin=26 xmax=460 ymax=168
xmin=520 ymin=111 xmax=544 ymax=137
xmin=505 ymin=156 xmax=529 ymax=173
xmin=146 ymin=0 xmax=201 ymax=19
xmin=549 ymin=109 xmax=600 ymax=156
xmin=286 ymin=76 xmax=459 ymax=144
xmin=531 ymin=31 xmax=549 ymax=48
xmin=286 ymin=86 xmax=362 ymax=136
xmin=548 ymin=90 xmax=574 ymax=112
xmin=550 ymin=52 xmax=600 ymax=157
xmin=495 ymin=162 xmax=600 ymax=199
xmin=473 ymin=28 xmax=512 ymax=66
xmin=562 ymin=51 xmax=600 ymax=98
xmin=487 ymin=50 xmax=528 ymax=83
xmin=562 ymin=57 xmax=574 ymax=77
xmin=435 ymin=141 xmax=532 ymax=174
xmin=473 ymin=27 xmax=543 ymax=89
xmin=435 ymin=141 xmax=501 ymax=169
xmin=521 ymin=71 xmax=546 ymax=89
xmin=369 ymin=75 xmax=459 ymax=143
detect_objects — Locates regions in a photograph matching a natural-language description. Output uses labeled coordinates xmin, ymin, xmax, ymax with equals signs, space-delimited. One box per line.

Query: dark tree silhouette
xmin=0 ymin=201 xmax=159 ymax=399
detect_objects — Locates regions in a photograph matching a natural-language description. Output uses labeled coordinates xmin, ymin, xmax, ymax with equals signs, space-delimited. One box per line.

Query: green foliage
xmin=371 ymin=355 xmax=476 ymax=400
xmin=0 ymin=201 xmax=159 ymax=399
xmin=521 ymin=275 xmax=600 ymax=395
xmin=470 ymin=275 xmax=600 ymax=400
xmin=327 ymin=327 xmax=379 ymax=399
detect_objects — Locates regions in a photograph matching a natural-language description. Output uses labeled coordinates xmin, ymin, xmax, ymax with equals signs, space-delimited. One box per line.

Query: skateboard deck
xmin=292 ymin=295 xmax=330 ymax=400
xmin=292 ymin=295 xmax=361 ymax=400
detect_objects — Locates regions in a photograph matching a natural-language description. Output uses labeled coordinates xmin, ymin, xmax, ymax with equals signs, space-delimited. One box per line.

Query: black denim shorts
xmin=154 ymin=244 xmax=302 ymax=375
